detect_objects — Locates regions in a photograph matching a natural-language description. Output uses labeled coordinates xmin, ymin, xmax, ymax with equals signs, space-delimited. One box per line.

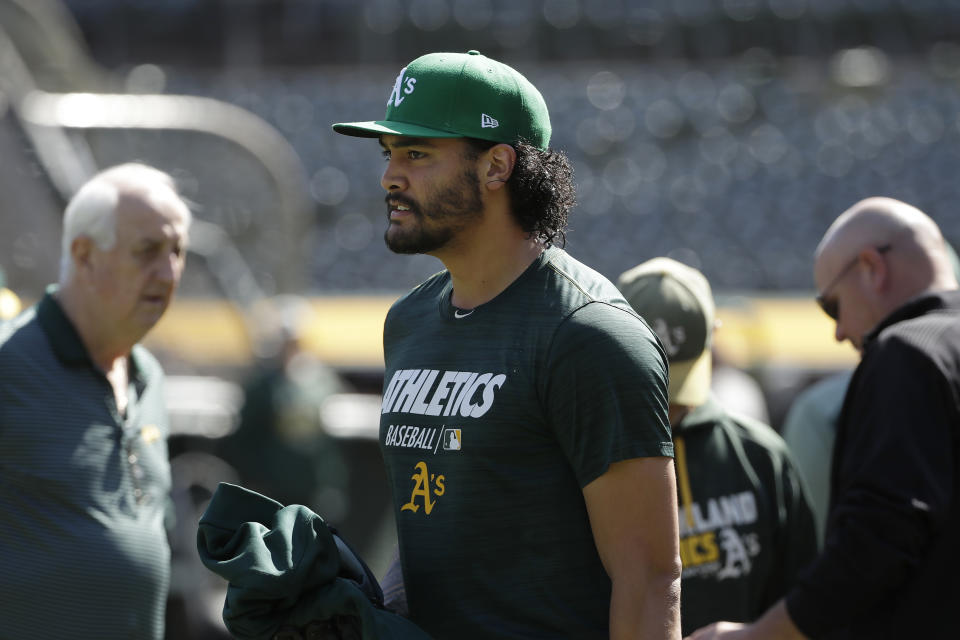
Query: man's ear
xmin=860 ymin=246 xmax=890 ymax=292
xmin=70 ymin=236 xmax=94 ymax=276
xmin=483 ymin=143 xmax=517 ymax=190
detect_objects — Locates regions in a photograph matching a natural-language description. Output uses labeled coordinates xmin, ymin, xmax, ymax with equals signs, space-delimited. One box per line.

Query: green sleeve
xmin=543 ymin=302 xmax=673 ymax=488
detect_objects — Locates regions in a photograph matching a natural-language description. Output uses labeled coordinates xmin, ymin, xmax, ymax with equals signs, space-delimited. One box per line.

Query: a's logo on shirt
xmin=678 ymin=491 xmax=761 ymax=580
xmin=715 ymin=527 xmax=753 ymax=579
xmin=401 ymin=461 xmax=445 ymax=515
xmin=388 ymin=67 xmax=418 ymax=107
xmin=481 ymin=113 xmax=499 ymax=129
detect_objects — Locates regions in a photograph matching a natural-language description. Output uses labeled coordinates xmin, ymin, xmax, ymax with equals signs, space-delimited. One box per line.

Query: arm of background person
xmin=686 ymin=600 xmax=806 ymax=640
xmin=583 ymin=456 xmax=682 ymax=640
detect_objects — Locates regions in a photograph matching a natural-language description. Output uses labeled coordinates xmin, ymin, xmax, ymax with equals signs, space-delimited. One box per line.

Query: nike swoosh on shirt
xmin=454 ymin=309 xmax=474 ymax=319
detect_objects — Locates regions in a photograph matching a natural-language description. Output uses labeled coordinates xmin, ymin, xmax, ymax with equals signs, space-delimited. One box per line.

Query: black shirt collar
xmin=863 ymin=289 xmax=960 ymax=348
xmin=36 ymin=288 xmax=93 ymax=367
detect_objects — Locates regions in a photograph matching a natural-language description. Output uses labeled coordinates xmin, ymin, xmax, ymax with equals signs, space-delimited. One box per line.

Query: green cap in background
xmin=332 ymin=50 xmax=552 ymax=150
xmin=617 ymin=257 xmax=716 ymax=407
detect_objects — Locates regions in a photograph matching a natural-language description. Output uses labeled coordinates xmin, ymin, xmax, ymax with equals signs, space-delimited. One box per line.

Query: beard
xmin=384 ymin=168 xmax=484 ymax=255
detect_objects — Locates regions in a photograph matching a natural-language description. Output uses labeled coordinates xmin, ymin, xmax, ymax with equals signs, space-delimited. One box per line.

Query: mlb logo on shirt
xmin=442 ymin=428 xmax=462 ymax=451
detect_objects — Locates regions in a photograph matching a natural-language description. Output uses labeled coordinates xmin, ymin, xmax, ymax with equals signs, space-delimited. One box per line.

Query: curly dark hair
xmin=465 ymin=138 xmax=576 ymax=247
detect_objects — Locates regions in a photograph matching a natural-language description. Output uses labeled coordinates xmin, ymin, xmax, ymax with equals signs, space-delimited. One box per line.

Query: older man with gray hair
xmin=690 ymin=197 xmax=960 ymax=639
xmin=0 ymin=163 xmax=192 ymax=639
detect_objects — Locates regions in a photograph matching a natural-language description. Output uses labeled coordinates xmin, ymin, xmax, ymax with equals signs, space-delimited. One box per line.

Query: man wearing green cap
xmin=617 ymin=258 xmax=817 ymax=638
xmin=333 ymin=51 xmax=681 ymax=639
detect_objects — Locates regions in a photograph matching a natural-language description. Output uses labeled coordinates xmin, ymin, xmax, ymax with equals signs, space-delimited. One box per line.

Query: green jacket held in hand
xmin=197 ymin=482 xmax=433 ymax=640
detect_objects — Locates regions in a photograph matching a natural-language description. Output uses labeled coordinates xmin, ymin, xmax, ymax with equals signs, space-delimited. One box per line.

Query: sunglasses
xmin=816 ymin=244 xmax=891 ymax=320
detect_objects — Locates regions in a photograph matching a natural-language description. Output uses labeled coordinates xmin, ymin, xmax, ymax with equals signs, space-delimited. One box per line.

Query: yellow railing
xmin=142 ymin=294 xmax=858 ymax=371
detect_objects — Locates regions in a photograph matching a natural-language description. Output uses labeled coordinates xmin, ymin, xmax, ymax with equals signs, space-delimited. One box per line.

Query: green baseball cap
xmin=332 ymin=50 xmax=552 ymax=150
xmin=617 ymin=257 xmax=715 ymax=407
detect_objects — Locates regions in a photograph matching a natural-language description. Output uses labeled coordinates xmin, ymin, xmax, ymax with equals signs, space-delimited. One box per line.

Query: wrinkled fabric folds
xmin=197 ymin=482 xmax=432 ymax=640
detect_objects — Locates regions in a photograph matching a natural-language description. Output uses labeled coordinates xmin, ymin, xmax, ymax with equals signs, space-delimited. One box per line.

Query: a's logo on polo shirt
xmin=141 ymin=424 xmax=162 ymax=444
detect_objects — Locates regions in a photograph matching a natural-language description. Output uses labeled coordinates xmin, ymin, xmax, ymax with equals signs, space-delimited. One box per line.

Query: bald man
xmin=689 ymin=197 xmax=960 ymax=639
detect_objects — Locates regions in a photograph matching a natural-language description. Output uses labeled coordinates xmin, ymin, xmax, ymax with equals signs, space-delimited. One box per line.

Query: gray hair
xmin=59 ymin=163 xmax=190 ymax=282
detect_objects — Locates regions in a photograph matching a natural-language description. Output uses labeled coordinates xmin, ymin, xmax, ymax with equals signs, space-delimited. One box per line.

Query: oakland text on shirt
xmin=678 ymin=491 xmax=761 ymax=580
xmin=381 ymin=368 xmax=507 ymax=418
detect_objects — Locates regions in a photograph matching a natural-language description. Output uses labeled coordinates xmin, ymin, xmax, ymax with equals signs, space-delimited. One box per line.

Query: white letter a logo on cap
xmin=388 ymin=67 xmax=409 ymax=107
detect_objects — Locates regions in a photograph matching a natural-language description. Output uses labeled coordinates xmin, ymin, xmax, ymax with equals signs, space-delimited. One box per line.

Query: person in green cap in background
xmin=0 ymin=163 xmax=191 ymax=640
xmin=616 ymin=257 xmax=817 ymax=638
xmin=331 ymin=51 xmax=681 ymax=639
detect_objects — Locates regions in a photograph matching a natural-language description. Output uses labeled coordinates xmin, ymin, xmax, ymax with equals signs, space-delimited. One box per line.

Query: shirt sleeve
xmin=785 ymin=338 xmax=955 ymax=636
xmin=542 ymin=302 xmax=673 ymax=488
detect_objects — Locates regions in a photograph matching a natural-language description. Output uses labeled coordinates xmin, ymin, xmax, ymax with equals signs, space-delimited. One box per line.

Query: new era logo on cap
xmin=481 ymin=113 xmax=499 ymax=129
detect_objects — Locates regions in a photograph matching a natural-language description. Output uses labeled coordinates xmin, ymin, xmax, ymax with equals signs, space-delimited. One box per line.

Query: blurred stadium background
xmin=3 ymin=0 xmax=959 ymax=636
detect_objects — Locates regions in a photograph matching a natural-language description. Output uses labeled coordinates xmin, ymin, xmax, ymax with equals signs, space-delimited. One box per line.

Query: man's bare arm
xmin=583 ymin=456 xmax=682 ymax=640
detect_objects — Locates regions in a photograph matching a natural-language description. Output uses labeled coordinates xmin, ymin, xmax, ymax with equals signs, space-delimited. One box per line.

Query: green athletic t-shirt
xmin=380 ymin=247 xmax=672 ymax=639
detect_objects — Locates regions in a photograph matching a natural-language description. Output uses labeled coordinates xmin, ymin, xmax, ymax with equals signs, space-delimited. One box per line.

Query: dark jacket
xmin=786 ymin=290 xmax=960 ymax=638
